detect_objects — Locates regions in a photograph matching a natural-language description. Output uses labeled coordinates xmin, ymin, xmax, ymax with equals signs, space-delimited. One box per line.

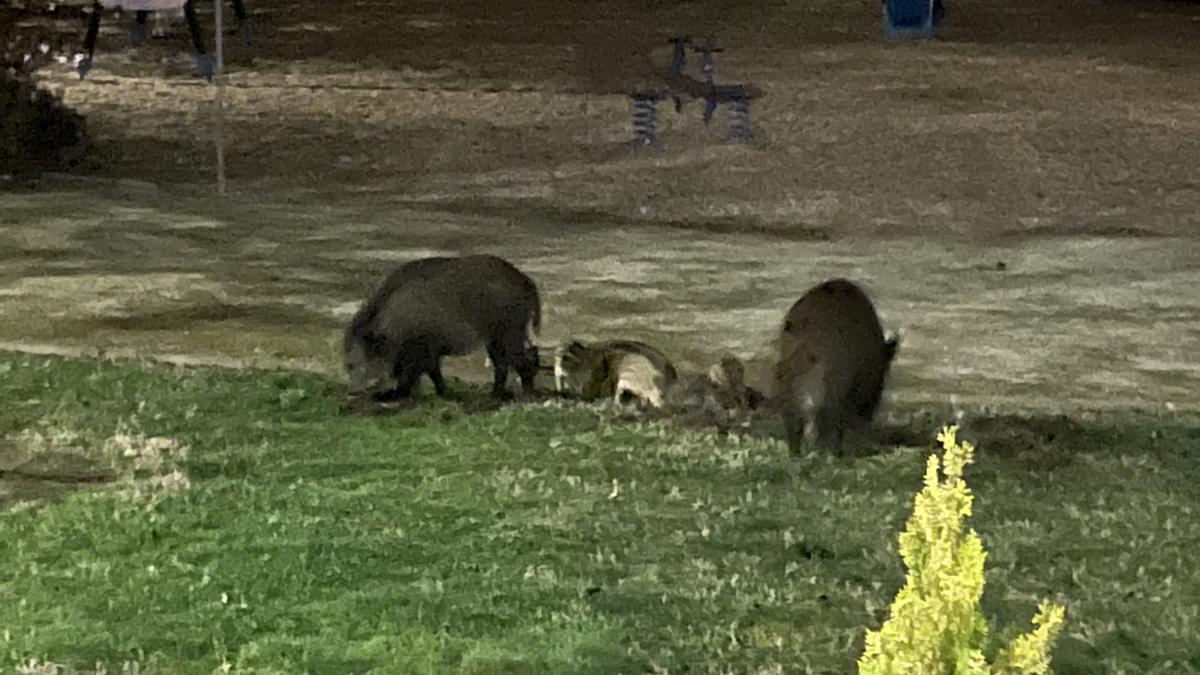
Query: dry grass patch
xmin=1 ymin=417 xmax=189 ymax=510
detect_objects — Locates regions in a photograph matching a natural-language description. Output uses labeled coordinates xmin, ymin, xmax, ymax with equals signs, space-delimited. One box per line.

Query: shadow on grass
xmin=0 ymin=440 xmax=116 ymax=510
xmin=81 ymin=302 xmax=341 ymax=332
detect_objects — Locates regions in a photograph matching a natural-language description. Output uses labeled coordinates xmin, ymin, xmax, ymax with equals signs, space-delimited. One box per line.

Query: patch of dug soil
xmin=0 ymin=434 xmax=115 ymax=510
xmin=877 ymin=411 xmax=1091 ymax=470
xmin=960 ymin=413 xmax=1089 ymax=455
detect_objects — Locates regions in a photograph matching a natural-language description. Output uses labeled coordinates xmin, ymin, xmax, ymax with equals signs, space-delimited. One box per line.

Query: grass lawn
xmin=2 ymin=351 xmax=1199 ymax=674
xmin=6 ymin=0 xmax=1200 ymax=671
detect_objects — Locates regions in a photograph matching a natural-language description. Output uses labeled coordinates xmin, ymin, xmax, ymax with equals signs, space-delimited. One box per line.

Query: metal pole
xmin=214 ymin=0 xmax=226 ymax=194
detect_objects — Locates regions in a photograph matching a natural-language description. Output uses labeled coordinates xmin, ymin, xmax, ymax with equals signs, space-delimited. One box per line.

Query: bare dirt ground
xmin=2 ymin=0 xmax=1199 ymax=417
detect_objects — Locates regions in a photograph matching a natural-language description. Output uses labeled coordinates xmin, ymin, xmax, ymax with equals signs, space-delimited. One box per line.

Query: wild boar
xmin=344 ymin=254 xmax=541 ymax=401
xmin=656 ymin=354 xmax=765 ymax=432
xmin=773 ymin=278 xmax=899 ymax=454
xmin=612 ymin=351 xmax=671 ymax=409
xmin=705 ymin=354 xmax=765 ymax=411
xmin=553 ymin=339 xmax=678 ymax=408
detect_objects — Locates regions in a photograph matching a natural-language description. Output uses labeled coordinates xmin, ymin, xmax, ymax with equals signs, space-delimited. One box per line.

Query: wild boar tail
xmin=528 ymin=289 xmax=542 ymax=337
xmin=883 ymin=328 xmax=902 ymax=362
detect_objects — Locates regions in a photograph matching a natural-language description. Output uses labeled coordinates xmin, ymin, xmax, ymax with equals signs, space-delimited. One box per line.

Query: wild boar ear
xmin=347 ymin=305 xmax=378 ymax=336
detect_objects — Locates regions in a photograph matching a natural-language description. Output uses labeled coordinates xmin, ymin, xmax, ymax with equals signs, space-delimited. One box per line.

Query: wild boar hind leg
xmin=514 ymin=343 xmax=539 ymax=395
xmin=427 ymin=362 xmax=449 ymax=398
xmin=485 ymin=341 xmax=517 ymax=400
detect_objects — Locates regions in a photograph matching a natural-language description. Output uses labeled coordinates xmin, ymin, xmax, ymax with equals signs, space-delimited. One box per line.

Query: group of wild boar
xmin=343 ymin=254 xmax=899 ymax=453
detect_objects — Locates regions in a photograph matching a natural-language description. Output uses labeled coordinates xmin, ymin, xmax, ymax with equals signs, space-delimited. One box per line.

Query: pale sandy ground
xmin=3 ymin=189 xmax=1198 ymax=416
xmin=3 ymin=0 xmax=1199 ymax=417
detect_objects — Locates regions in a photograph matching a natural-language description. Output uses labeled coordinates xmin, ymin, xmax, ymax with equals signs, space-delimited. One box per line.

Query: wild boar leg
xmin=384 ymin=358 xmax=422 ymax=400
xmin=427 ymin=363 xmax=449 ymax=398
xmin=782 ymin=406 xmax=807 ymax=454
xmin=512 ymin=339 xmax=539 ymax=395
xmin=809 ymin=406 xmax=846 ymax=454
xmin=485 ymin=342 xmax=515 ymax=400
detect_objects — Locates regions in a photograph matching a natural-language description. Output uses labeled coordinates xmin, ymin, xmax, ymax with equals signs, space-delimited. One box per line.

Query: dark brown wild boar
xmin=773 ymin=278 xmax=899 ymax=454
xmin=344 ymin=254 xmax=541 ymax=401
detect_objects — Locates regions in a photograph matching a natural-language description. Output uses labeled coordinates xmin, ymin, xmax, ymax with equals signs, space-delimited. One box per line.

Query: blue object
xmin=883 ymin=0 xmax=941 ymax=40
xmin=194 ymin=52 xmax=213 ymax=81
xmin=76 ymin=55 xmax=92 ymax=80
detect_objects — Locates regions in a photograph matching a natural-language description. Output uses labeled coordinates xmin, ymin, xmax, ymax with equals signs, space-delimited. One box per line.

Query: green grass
xmin=1 ymin=352 xmax=1199 ymax=674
